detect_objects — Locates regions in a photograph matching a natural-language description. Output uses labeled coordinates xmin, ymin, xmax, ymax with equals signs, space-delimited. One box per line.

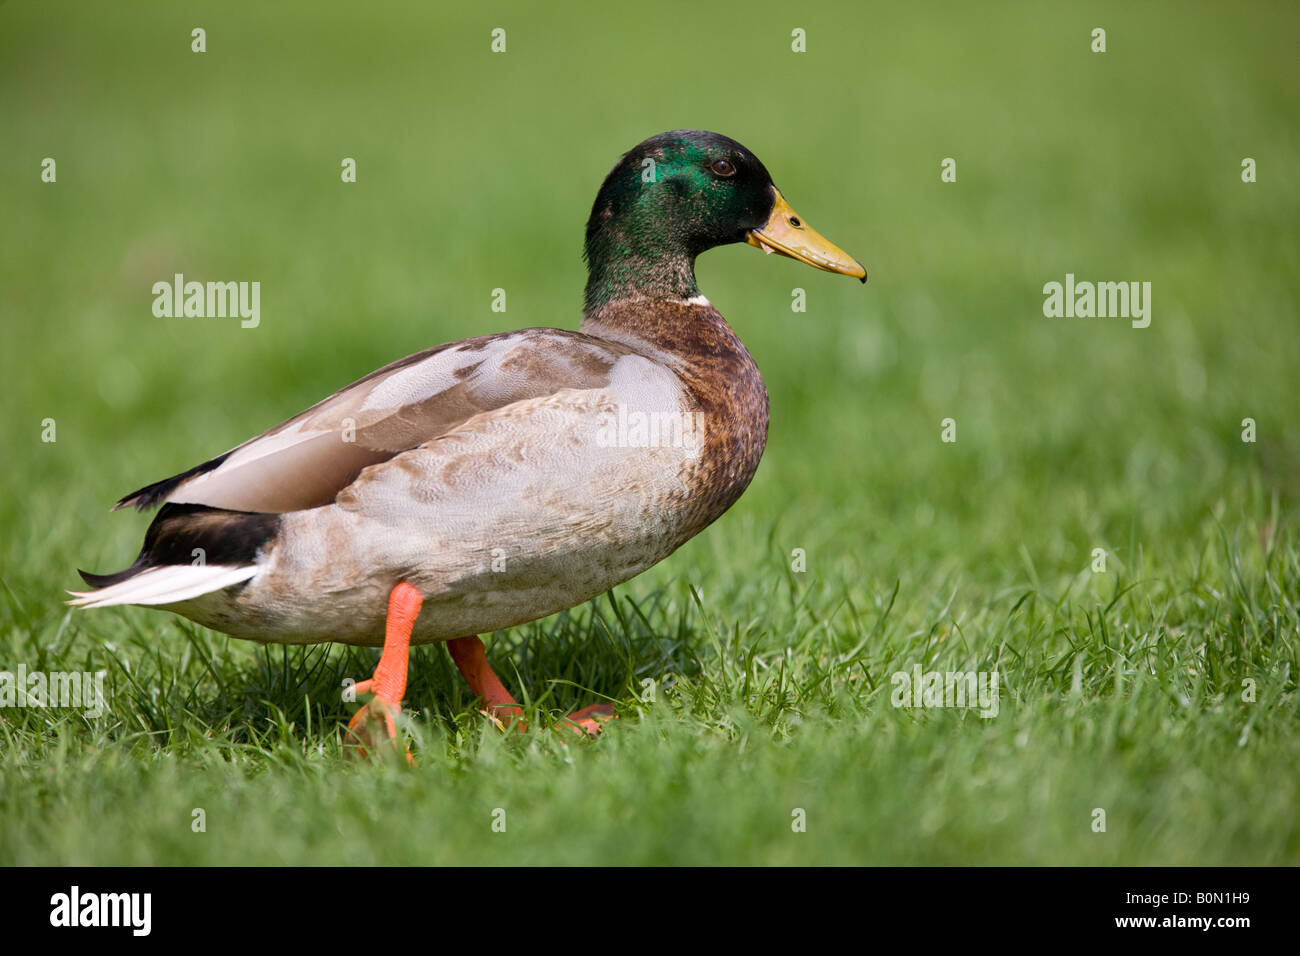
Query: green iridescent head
xmin=583 ymin=130 xmax=865 ymax=311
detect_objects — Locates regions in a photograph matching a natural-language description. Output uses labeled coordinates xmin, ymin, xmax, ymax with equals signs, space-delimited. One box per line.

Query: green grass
xmin=2 ymin=0 xmax=1298 ymax=864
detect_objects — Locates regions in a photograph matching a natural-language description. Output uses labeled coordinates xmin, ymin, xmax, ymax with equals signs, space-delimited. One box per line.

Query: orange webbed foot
xmin=558 ymin=702 xmax=617 ymax=738
xmin=344 ymin=693 xmax=413 ymax=764
xmin=344 ymin=582 xmax=423 ymax=765
xmin=446 ymin=635 xmax=616 ymax=740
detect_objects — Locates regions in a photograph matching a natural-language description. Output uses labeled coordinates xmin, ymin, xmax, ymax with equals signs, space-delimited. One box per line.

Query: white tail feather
xmin=67 ymin=564 xmax=258 ymax=608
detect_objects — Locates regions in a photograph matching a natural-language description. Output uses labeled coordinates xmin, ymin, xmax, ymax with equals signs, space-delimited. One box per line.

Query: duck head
xmin=584 ymin=129 xmax=866 ymax=311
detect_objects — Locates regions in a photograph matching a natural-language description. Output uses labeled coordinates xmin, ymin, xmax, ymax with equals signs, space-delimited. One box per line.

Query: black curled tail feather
xmin=78 ymin=503 xmax=280 ymax=590
xmin=78 ymin=567 xmax=139 ymax=589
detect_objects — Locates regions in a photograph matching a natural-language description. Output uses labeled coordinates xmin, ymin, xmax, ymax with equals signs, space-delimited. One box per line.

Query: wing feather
xmin=115 ymin=329 xmax=630 ymax=514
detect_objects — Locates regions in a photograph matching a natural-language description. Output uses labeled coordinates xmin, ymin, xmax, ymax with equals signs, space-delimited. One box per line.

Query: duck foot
xmin=344 ymin=582 xmax=423 ymax=764
xmin=445 ymin=635 xmax=616 ymax=737
xmin=557 ymin=702 xmax=617 ymax=737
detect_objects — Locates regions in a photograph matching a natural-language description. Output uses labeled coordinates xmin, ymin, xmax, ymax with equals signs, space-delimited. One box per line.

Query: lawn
xmin=1 ymin=1 xmax=1297 ymax=865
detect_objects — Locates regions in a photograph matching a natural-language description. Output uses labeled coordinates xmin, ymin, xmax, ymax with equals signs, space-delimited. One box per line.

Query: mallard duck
xmin=70 ymin=130 xmax=865 ymax=755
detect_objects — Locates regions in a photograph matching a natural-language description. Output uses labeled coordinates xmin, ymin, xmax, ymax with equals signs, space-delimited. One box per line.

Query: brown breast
xmin=580 ymin=298 xmax=770 ymax=538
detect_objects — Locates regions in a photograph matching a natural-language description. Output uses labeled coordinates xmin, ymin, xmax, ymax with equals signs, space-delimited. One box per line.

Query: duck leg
xmin=445 ymin=636 xmax=615 ymax=736
xmin=344 ymin=581 xmax=423 ymax=762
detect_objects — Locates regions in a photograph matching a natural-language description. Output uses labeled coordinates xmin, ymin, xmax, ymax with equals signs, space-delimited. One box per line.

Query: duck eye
xmin=709 ymin=158 xmax=736 ymax=178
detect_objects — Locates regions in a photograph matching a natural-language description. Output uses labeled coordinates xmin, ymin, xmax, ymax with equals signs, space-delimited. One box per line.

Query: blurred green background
xmin=1 ymin=1 xmax=1297 ymax=865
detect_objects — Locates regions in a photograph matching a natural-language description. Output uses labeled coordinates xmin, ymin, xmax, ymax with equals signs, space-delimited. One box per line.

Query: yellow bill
xmin=745 ymin=188 xmax=867 ymax=282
